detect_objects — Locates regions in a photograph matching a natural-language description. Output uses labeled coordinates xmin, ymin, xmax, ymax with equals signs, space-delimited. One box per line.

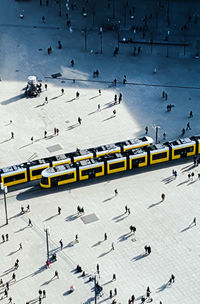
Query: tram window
xmin=94 ymin=166 xmax=103 ymax=173
xmin=152 ymin=152 xmax=167 ymax=160
xmin=56 ymin=173 xmax=74 ymax=181
xmin=174 ymin=146 xmax=193 ymax=156
xmin=109 ymin=161 xmax=125 ymax=170
xmin=4 ymin=172 xmax=25 ymax=183
xmin=82 ymin=166 xmax=102 ymax=176
xmin=133 ymin=156 xmax=145 ymax=163
xmin=82 ymin=169 xmax=91 ymax=176
xmin=32 ymin=168 xmax=45 ymax=176
xmin=41 ymin=177 xmax=48 ymax=185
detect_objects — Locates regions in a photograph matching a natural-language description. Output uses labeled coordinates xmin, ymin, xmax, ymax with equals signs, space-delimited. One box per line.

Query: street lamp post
xmin=59 ymin=0 xmax=61 ymax=16
xmin=92 ymin=6 xmax=95 ymax=27
xmin=112 ymin=0 xmax=115 ymax=19
xmin=183 ymin=29 xmax=186 ymax=56
xmin=123 ymin=4 xmax=127 ymax=27
xmin=117 ymin=21 xmax=120 ymax=49
xmin=83 ymin=27 xmax=88 ymax=51
xmin=1 ymin=183 xmax=8 ymax=225
xmin=44 ymin=225 xmax=50 ymax=260
xmin=94 ymin=274 xmax=97 ymax=304
xmin=150 ymin=32 xmax=153 ymax=55
xmin=156 ymin=126 xmax=159 ymax=144
xmin=166 ymin=30 xmax=170 ymax=58
xmin=99 ymin=27 xmax=103 ymax=54
xmin=133 ymin=29 xmax=136 ymax=55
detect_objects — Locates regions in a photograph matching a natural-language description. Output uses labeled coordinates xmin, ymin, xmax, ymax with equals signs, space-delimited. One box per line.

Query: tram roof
xmin=167 ymin=137 xmax=194 ymax=146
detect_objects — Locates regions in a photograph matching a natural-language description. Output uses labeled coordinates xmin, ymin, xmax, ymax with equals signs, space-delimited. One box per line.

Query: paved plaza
xmin=0 ymin=0 xmax=200 ymax=303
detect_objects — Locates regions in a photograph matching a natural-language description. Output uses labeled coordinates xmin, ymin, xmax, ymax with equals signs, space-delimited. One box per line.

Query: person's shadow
xmin=148 ymin=200 xmax=162 ymax=209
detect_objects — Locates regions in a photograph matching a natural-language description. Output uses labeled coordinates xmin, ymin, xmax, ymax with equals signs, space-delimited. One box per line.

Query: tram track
xmin=45 ymin=76 xmax=200 ymax=90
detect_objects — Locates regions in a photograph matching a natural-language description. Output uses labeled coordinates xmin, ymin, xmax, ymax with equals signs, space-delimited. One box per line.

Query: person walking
xmin=59 ymin=239 xmax=63 ymax=250
xmin=161 ymin=193 xmax=165 ymax=201
xmin=28 ymin=219 xmax=32 ymax=226
xmin=5 ymin=234 xmax=9 ymax=241
xmin=61 ymin=88 xmax=64 ymax=95
xmin=78 ymin=117 xmax=82 ymax=124
xmin=123 ymin=75 xmax=127 ymax=84
xmin=58 ymin=41 xmax=62 ymax=49
xmin=2 ymin=234 xmax=5 ymax=242
xmin=104 ymin=233 xmax=107 ymax=241
xmin=192 ymin=217 xmax=196 ymax=226
xmin=42 ymin=16 xmax=45 ymax=23
xmin=55 ymin=270 xmax=59 ymax=279
xmin=146 ymin=286 xmax=150 ymax=297
xmin=114 ymin=189 xmax=118 ymax=196
xmin=44 ymin=84 xmax=47 ymax=90
xmin=119 ymin=93 xmax=122 ymax=103
xmin=181 ymin=128 xmax=185 ymax=136
xmin=163 ymin=132 xmax=166 ymax=140
xmin=58 ymin=206 xmax=61 ymax=215
xmin=11 ymin=132 xmax=14 ymax=139
xmin=110 ymin=290 xmax=112 ymax=298
xmin=98 ymin=89 xmax=101 ymax=95
xmin=12 ymin=273 xmax=16 ymax=281
xmin=186 ymin=122 xmax=191 ymax=130
xmin=71 ymin=59 xmax=74 ymax=67
xmin=145 ymin=126 xmax=148 ymax=134
xmin=96 ymin=264 xmax=99 ymax=273
xmin=46 ymin=260 xmax=50 ymax=268
xmin=112 ymin=273 xmax=116 ymax=280
xmin=76 ymin=91 xmax=80 ymax=98
xmin=131 ymin=294 xmax=135 ymax=303
xmin=111 ymin=242 xmax=114 ymax=250
xmin=42 ymin=290 xmax=46 ymax=298
xmin=114 ymin=288 xmax=117 ymax=296
xmin=39 ymin=290 xmax=42 ymax=298
xmin=97 ymin=104 xmax=101 ymax=111
xmin=171 ymin=274 xmax=175 ymax=283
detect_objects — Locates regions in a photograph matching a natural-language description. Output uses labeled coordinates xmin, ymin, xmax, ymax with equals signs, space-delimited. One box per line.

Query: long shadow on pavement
xmin=102 ymin=196 xmax=114 ymax=203
xmin=65 ymin=213 xmax=78 ymax=221
xmin=180 ymin=224 xmax=195 ymax=233
xmin=98 ymin=249 xmax=111 ymax=258
xmin=156 ymin=282 xmax=170 ymax=293
xmin=132 ymin=253 xmax=147 ymax=262
xmin=118 ymin=232 xmax=132 ymax=242
xmin=44 ymin=214 xmax=58 ymax=221
xmin=148 ymin=200 xmax=162 ymax=209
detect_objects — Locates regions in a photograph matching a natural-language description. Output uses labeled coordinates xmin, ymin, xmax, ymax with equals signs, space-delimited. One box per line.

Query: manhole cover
xmin=81 ymin=213 xmax=99 ymax=224
xmin=46 ymin=144 xmax=63 ymax=153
